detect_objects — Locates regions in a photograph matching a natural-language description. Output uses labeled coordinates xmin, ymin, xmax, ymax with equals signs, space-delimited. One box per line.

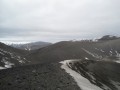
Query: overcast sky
xmin=0 ymin=0 xmax=120 ymax=43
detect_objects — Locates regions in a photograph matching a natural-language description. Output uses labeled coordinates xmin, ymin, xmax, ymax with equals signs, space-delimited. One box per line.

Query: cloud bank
xmin=0 ymin=0 xmax=120 ymax=43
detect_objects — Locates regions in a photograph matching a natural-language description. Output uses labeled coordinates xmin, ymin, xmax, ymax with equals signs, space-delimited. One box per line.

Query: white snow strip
xmin=115 ymin=51 xmax=120 ymax=60
xmin=111 ymin=80 xmax=120 ymax=90
xmin=60 ymin=60 xmax=102 ymax=90
xmin=1 ymin=58 xmax=14 ymax=68
xmin=82 ymin=48 xmax=102 ymax=59
xmin=85 ymin=57 xmax=89 ymax=60
xmin=82 ymin=48 xmax=95 ymax=57
xmin=95 ymin=48 xmax=105 ymax=53
xmin=100 ymin=83 xmax=111 ymax=90
xmin=18 ymin=60 xmax=25 ymax=63
xmin=0 ymin=66 xmax=6 ymax=70
xmin=115 ymin=61 xmax=120 ymax=63
xmin=110 ymin=51 xmax=112 ymax=54
xmin=5 ymin=65 xmax=12 ymax=68
xmin=100 ymin=49 xmax=105 ymax=52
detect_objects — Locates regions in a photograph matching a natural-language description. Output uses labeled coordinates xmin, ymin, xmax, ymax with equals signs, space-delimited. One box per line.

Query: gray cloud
xmin=0 ymin=0 xmax=120 ymax=43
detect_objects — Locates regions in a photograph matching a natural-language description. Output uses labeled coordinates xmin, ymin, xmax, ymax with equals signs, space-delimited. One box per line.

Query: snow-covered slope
xmin=60 ymin=60 xmax=102 ymax=90
xmin=0 ymin=42 xmax=30 ymax=70
xmin=60 ymin=59 xmax=120 ymax=90
xmin=0 ymin=48 xmax=30 ymax=70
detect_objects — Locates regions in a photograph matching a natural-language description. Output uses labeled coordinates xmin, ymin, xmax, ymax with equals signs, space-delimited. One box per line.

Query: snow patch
xmin=115 ymin=51 xmax=120 ymax=60
xmin=1 ymin=58 xmax=14 ymax=68
xmin=100 ymin=49 xmax=105 ymax=52
xmin=82 ymin=48 xmax=102 ymax=59
xmin=85 ymin=57 xmax=89 ymax=60
xmin=115 ymin=61 xmax=120 ymax=63
xmin=0 ymin=66 xmax=6 ymax=70
xmin=5 ymin=65 xmax=12 ymax=68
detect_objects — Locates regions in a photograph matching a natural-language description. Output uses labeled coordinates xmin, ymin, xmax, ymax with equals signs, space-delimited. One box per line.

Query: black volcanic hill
xmin=11 ymin=41 xmax=52 ymax=51
xmin=28 ymin=38 xmax=120 ymax=64
xmin=98 ymin=35 xmax=119 ymax=41
xmin=28 ymin=41 xmax=95 ymax=64
xmin=0 ymin=42 xmax=30 ymax=69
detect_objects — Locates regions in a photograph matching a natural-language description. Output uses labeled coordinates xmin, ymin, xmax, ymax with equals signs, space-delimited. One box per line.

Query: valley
xmin=0 ymin=35 xmax=120 ymax=90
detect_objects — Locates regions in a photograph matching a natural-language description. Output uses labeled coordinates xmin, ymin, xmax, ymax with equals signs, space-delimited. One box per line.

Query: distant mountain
xmin=0 ymin=42 xmax=30 ymax=69
xmin=0 ymin=41 xmax=52 ymax=70
xmin=98 ymin=35 xmax=119 ymax=41
xmin=2 ymin=35 xmax=120 ymax=66
xmin=11 ymin=41 xmax=52 ymax=51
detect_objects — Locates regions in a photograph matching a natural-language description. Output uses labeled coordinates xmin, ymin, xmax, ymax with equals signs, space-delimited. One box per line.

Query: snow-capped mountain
xmin=10 ymin=41 xmax=52 ymax=51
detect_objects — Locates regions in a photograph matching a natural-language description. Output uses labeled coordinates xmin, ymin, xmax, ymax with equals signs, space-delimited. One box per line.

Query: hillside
xmin=28 ymin=38 xmax=120 ymax=64
xmin=0 ymin=62 xmax=80 ymax=90
xmin=98 ymin=35 xmax=119 ymax=41
xmin=0 ymin=42 xmax=30 ymax=69
xmin=61 ymin=59 xmax=120 ymax=90
xmin=0 ymin=36 xmax=120 ymax=90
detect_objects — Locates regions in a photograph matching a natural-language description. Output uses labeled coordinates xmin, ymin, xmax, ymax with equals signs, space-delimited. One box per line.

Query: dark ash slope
xmin=0 ymin=62 xmax=80 ymax=90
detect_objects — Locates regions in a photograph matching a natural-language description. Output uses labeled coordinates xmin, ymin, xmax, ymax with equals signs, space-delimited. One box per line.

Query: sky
xmin=0 ymin=0 xmax=120 ymax=43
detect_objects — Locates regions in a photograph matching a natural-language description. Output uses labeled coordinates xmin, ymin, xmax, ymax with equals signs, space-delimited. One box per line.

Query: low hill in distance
xmin=97 ymin=35 xmax=120 ymax=41
xmin=10 ymin=41 xmax=52 ymax=51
